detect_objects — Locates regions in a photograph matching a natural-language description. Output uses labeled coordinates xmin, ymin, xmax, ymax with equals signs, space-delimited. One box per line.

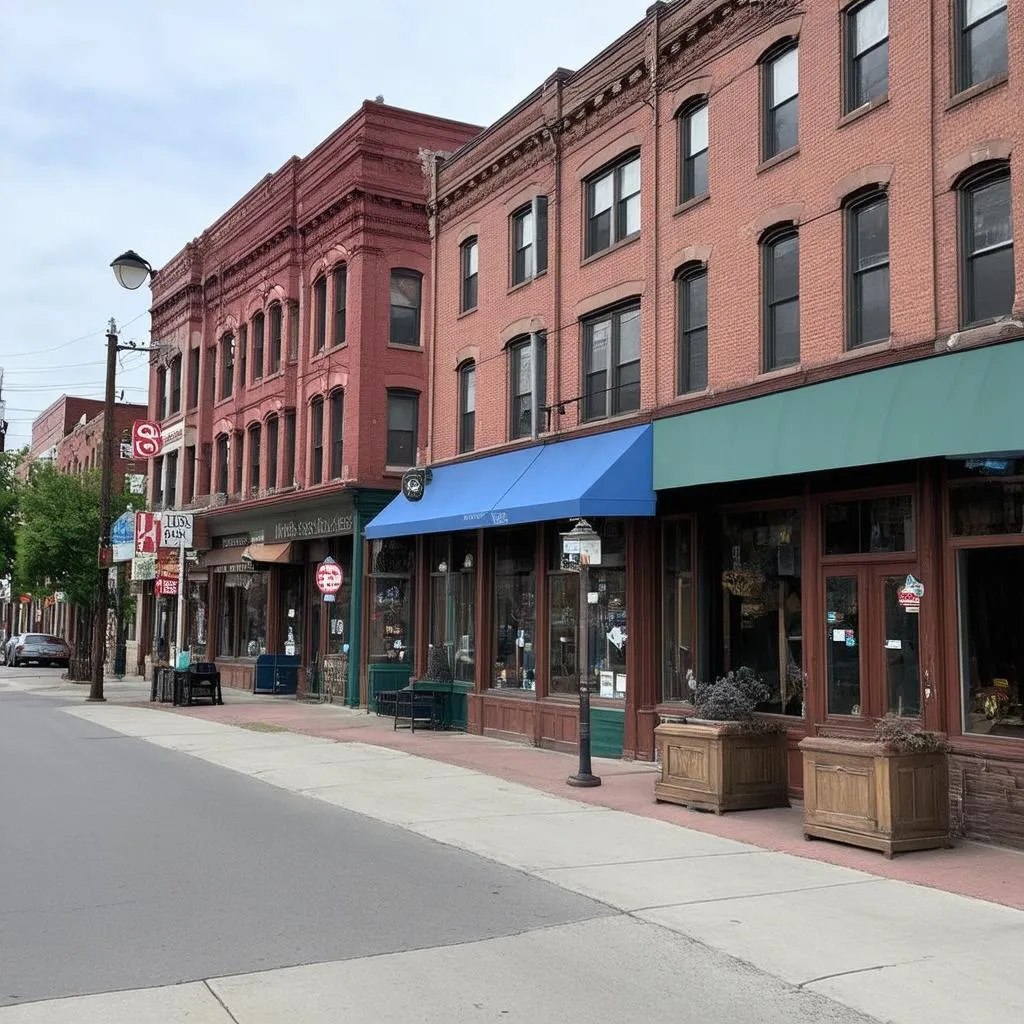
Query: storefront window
xmin=951 ymin=481 xmax=1024 ymax=536
xmin=368 ymin=539 xmax=414 ymax=665
xmin=662 ymin=517 xmax=694 ymax=702
xmin=722 ymin=508 xmax=803 ymax=715
xmin=548 ymin=519 xmax=627 ymax=698
xmin=218 ymin=571 xmax=268 ymax=657
xmin=188 ymin=582 xmax=208 ymax=653
xmin=428 ymin=533 xmax=476 ymax=685
xmin=492 ymin=528 xmax=536 ymax=689
xmin=823 ymin=495 xmax=915 ymax=555
xmin=280 ymin=565 xmax=303 ymax=659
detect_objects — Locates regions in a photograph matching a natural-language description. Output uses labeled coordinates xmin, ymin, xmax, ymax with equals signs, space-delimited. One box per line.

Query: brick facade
xmin=55 ymin=401 xmax=148 ymax=494
xmin=23 ymin=396 xmax=105 ymax=477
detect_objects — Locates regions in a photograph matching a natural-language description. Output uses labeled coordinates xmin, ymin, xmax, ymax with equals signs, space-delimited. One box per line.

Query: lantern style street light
xmin=88 ymin=251 xmax=155 ymax=702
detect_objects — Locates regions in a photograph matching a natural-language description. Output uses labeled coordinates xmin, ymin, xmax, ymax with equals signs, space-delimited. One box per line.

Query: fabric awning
xmin=365 ymin=424 xmax=655 ymax=539
xmin=198 ymin=546 xmax=249 ymax=568
xmin=245 ymin=542 xmax=296 ymax=564
xmin=653 ymin=339 xmax=1024 ymax=490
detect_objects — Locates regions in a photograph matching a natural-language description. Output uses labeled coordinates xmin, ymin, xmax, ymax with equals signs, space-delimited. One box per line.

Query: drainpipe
xmin=346 ymin=500 xmax=364 ymax=707
xmin=425 ymin=152 xmax=441 ymax=465
xmin=551 ymin=82 xmax=564 ymax=434
xmin=648 ymin=4 xmax=662 ymax=405
xmin=530 ymin=331 xmax=540 ymax=439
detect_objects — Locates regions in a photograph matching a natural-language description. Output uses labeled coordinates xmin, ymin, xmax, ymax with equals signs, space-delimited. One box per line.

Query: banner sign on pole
xmin=131 ymin=420 xmax=164 ymax=459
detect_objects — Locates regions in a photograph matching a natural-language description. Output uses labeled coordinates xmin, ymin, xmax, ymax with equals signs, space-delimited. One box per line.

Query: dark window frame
xmin=237 ymin=325 xmax=247 ymax=392
xmin=511 ymin=197 xmax=549 ymax=285
xmin=232 ymin=430 xmax=244 ymax=496
xmin=584 ymin=150 xmax=641 ymax=258
xmin=846 ymin=190 xmax=891 ymax=349
xmin=310 ymin=396 xmax=325 ymax=486
xmin=283 ymin=410 xmax=296 ymax=487
xmin=252 ymin=312 xmax=265 ymax=380
xmin=168 ymin=355 xmax=182 ymax=415
xmin=269 ymin=303 xmax=283 ymax=373
xmin=675 ymin=265 xmax=709 ymax=394
xmin=333 ymin=266 xmax=347 ymax=346
xmin=678 ymin=98 xmax=709 ymax=203
xmin=386 ymin=389 xmax=419 ymax=468
xmin=955 ymin=0 xmax=1009 ymax=93
xmin=508 ymin=334 xmax=547 ymax=441
xmin=582 ymin=304 xmax=642 ymax=422
xmin=762 ymin=40 xmax=799 ymax=160
xmin=155 ymin=365 xmax=167 ymax=421
xmin=458 ymin=361 xmax=476 ymax=453
xmin=313 ymin=276 xmax=328 ymax=354
xmin=266 ymin=414 xmax=279 ymax=491
xmin=187 ymin=348 xmax=200 ymax=409
xmin=460 ymin=237 xmax=479 ymax=312
xmin=844 ymin=0 xmax=889 ymax=112
xmin=247 ymin=422 xmax=261 ymax=494
xmin=329 ymin=388 xmax=344 ymax=480
xmin=959 ymin=163 xmax=1015 ymax=328
xmin=215 ymin=433 xmax=229 ymax=495
xmin=220 ymin=333 xmax=234 ymax=400
xmin=389 ymin=269 xmax=423 ymax=346
xmin=762 ymin=226 xmax=801 ymax=371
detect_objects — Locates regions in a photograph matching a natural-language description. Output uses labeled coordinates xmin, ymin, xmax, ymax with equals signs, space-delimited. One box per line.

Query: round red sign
xmin=315 ymin=559 xmax=343 ymax=595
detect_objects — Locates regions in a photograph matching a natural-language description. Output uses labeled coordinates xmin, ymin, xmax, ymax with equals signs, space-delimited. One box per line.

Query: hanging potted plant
xmin=654 ymin=667 xmax=790 ymax=814
xmin=799 ymin=714 xmax=950 ymax=858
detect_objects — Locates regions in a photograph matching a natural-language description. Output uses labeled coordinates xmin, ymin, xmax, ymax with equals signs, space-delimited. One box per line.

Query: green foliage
xmin=0 ymin=450 xmax=20 ymax=580
xmin=13 ymin=462 xmax=130 ymax=609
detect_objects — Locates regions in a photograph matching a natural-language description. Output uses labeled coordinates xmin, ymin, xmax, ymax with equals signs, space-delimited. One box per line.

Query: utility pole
xmin=88 ymin=320 xmax=119 ymax=702
xmin=0 ymin=368 xmax=8 ymax=452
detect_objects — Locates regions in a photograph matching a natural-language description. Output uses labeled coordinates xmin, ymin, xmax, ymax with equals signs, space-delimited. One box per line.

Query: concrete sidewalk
xmin=38 ymin=700 xmax=1022 ymax=1024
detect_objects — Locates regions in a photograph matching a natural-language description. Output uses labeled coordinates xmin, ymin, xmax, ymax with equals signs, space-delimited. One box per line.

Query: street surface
xmin=2 ymin=666 xmax=1021 ymax=1023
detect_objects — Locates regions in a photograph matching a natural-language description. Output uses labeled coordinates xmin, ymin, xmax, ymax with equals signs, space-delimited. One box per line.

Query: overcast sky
xmin=0 ymin=0 xmax=648 ymax=451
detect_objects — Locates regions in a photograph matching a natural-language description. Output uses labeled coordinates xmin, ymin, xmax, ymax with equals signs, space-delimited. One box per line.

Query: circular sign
xmin=316 ymin=558 xmax=343 ymax=595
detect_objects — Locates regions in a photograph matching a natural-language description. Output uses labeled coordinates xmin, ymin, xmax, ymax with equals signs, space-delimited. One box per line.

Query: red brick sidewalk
xmin=140 ymin=697 xmax=1024 ymax=912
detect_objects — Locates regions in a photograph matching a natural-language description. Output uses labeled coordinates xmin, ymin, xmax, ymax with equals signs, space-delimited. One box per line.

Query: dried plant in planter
xmin=874 ymin=713 xmax=950 ymax=754
xmin=687 ymin=667 xmax=786 ymax=734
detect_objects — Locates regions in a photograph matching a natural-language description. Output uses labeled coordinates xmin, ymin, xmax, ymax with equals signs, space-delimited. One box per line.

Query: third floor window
xmin=512 ymin=197 xmax=548 ymax=285
xmin=679 ymin=100 xmax=709 ymax=203
xmin=168 ymin=355 xmax=182 ymax=415
xmin=845 ymin=0 xmax=888 ymax=111
xmin=313 ymin=276 xmax=327 ymax=354
xmin=583 ymin=306 xmax=640 ymax=421
xmin=220 ymin=334 xmax=234 ymax=400
xmin=390 ymin=269 xmax=422 ymax=346
xmin=585 ymin=152 xmax=640 ymax=257
xmin=763 ymin=43 xmax=798 ymax=160
xmin=269 ymin=303 xmax=283 ymax=373
xmin=956 ymin=0 xmax=1008 ymax=93
xmin=461 ymin=237 xmax=478 ymax=312
xmin=333 ymin=266 xmax=347 ymax=346
xmin=252 ymin=312 xmax=265 ymax=380
xmin=187 ymin=347 xmax=200 ymax=408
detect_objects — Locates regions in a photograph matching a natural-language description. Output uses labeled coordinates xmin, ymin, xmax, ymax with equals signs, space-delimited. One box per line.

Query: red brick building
xmin=23 ymin=395 xmax=104 ymax=478
xmin=147 ymin=101 xmax=479 ymax=692
xmin=56 ymin=400 xmax=148 ymax=493
xmin=366 ymin=0 xmax=1024 ymax=846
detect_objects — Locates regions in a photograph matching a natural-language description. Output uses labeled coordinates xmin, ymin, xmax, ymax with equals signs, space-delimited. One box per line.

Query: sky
xmin=0 ymin=0 xmax=650 ymax=451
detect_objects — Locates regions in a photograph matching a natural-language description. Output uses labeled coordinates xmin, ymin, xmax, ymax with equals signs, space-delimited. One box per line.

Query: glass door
xmin=877 ymin=566 xmax=921 ymax=718
xmin=825 ymin=570 xmax=863 ymax=717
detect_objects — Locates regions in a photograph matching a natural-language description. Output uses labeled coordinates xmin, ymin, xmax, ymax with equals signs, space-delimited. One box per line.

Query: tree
xmin=14 ymin=463 xmax=130 ymax=609
xmin=0 ymin=449 xmax=20 ymax=583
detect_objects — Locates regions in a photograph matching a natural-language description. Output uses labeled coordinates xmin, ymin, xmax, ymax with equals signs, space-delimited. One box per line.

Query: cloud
xmin=0 ymin=0 xmax=647 ymax=448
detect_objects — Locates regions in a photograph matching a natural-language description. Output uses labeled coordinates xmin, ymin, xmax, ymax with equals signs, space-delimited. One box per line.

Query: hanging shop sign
xmin=131 ymin=554 xmax=156 ymax=581
xmin=160 ymin=511 xmax=194 ymax=548
xmin=135 ymin=511 xmax=161 ymax=554
xmin=316 ymin=557 xmax=344 ymax=603
xmin=111 ymin=510 xmax=135 ymax=563
xmin=131 ymin=420 xmax=163 ymax=459
xmin=155 ymin=577 xmax=179 ymax=596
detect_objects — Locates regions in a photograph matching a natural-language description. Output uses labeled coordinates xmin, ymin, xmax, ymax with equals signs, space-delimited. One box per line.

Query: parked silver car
xmin=7 ymin=633 xmax=71 ymax=668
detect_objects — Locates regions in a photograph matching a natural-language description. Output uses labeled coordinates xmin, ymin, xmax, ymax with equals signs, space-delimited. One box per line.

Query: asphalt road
xmin=0 ymin=682 xmax=608 ymax=1006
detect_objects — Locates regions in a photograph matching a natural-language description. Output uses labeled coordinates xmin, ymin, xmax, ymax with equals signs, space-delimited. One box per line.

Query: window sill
xmin=838 ymin=93 xmax=889 ymax=128
xmin=940 ymin=316 xmax=1024 ymax=353
xmin=756 ymin=146 xmax=800 ymax=175
xmin=457 ymin=306 xmax=478 ymax=320
xmin=507 ymin=269 xmax=546 ymax=296
xmin=947 ymin=72 xmax=1008 ymax=111
xmin=387 ymin=342 xmax=424 ymax=352
xmin=579 ymin=408 xmax=644 ymax=429
xmin=674 ymin=192 xmax=710 ymax=217
xmin=383 ymin=466 xmax=413 ymax=477
xmin=486 ymin=687 xmax=537 ymax=699
xmin=756 ymin=361 xmax=803 ymax=382
xmin=581 ymin=232 xmax=641 ymax=268
xmin=839 ymin=337 xmax=893 ymax=361
xmin=674 ymin=386 xmax=711 ymax=402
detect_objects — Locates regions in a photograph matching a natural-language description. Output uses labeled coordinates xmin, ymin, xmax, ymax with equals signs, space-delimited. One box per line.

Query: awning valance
xmin=365 ymin=424 xmax=655 ymax=539
xmin=653 ymin=339 xmax=1024 ymax=491
xmin=245 ymin=542 xmax=297 ymax=564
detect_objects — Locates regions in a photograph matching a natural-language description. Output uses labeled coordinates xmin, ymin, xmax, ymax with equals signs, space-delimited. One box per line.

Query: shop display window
xmin=492 ymin=528 xmax=536 ymax=690
xmin=218 ymin=571 xmax=268 ymax=657
xmin=662 ymin=518 xmax=694 ymax=702
xmin=428 ymin=533 xmax=476 ymax=685
xmin=823 ymin=495 xmax=915 ymax=555
xmin=368 ymin=539 xmax=414 ymax=665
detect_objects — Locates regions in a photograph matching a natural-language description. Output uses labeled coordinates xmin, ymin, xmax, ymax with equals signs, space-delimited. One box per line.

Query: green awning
xmin=654 ymin=339 xmax=1024 ymax=490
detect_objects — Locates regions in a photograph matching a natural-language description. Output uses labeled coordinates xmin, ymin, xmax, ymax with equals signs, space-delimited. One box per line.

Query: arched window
xmin=333 ymin=266 xmax=347 ymax=346
xmin=390 ymin=270 xmax=423 ymax=345
xmin=675 ymin=264 xmax=708 ymax=394
xmin=313 ymin=276 xmax=327 ymax=353
xmin=508 ymin=333 xmax=547 ymax=439
xmin=460 ymin=237 xmax=479 ymax=312
xmin=959 ymin=164 xmax=1014 ymax=328
xmin=845 ymin=189 xmax=890 ymax=348
xmin=310 ymin=396 xmax=325 ymax=485
xmin=762 ymin=226 xmax=800 ymax=370
xmin=268 ymin=303 xmax=282 ymax=373
xmin=220 ymin=333 xmax=234 ymax=400
xmin=386 ymin=389 xmax=419 ymax=467
xmin=215 ymin=433 xmax=229 ymax=495
xmin=265 ymin=415 xmax=279 ymax=491
xmin=252 ymin=311 xmax=265 ymax=380
xmin=247 ymin=422 xmax=262 ymax=494
xmin=677 ymin=98 xmax=709 ymax=203
xmin=458 ymin=361 xmax=476 ymax=453
xmin=329 ymin=388 xmax=344 ymax=480
xmin=761 ymin=40 xmax=798 ymax=160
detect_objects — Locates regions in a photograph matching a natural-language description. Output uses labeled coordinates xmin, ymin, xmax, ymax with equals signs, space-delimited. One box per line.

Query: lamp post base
xmin=85 ymin=696 xmax=107 ymax=703
xmin=567 ymin=773 xmax=602 ymax=788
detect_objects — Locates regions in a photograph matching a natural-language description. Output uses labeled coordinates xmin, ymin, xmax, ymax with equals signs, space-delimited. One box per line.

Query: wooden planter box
xmin=654 ymin=721 xmax=790 ymax=814
xmin=799 ymin=736 xmax=950 ymax=858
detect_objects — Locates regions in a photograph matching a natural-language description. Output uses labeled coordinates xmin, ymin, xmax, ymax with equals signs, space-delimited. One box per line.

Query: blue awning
xmin=364 ymin=424 xmax=655 ymax=539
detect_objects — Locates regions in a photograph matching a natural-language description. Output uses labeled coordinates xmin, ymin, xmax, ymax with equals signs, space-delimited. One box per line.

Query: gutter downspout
xmin=346 ymin=500 xmax=364 ymax=707
xmin=552 ymin=122 xmax=563 ymax=434
xmin=425 ymin=152 xmax=441 ymax=466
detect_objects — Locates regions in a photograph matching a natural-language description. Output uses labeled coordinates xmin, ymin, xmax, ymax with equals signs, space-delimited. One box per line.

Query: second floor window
xmin=187 ymin=347 xmax=200 ymax=408
xmin=763 ymin=228 xmax=800 ymax=371
xmin=313 ymin=276 xmax=327 ymax=354
xmin=207 ymin=346 xmax=217 ymax=404
xmin=386 ymin=390 xmax=419 ymax=467
xmin=233 ymin=430 xmax=243 ymax=495
xmin=330 ymin=389 xmax=344 ymax=480
xmin=459 ymin=361 xmax=476 ymax=453
xmin=676 ymin=267 xmax=708 ymax=394
xmin=266 ymin=415 xmax=279 ymax=491
xmin=310 ymin=397 xmax=324 ymax=485
xmin=215 ymin=434 xmax=229 ymax=495
xmin=252 ymin=313 xmax=265 ymax=380
xmin=848 ymin=192 xmax=890 ymax=348
xmin=956 ymin=0 xmax=1008 ymax=92
xmin=764 ymin=43 xmax=798 ymax=159
xmin=679 ymin=100 xmax=709 ymax=202
xmin=583 ymin=307 xmax=640 ymax=421
xmin=509 ymin=335 xmax=547 ymax=440
xmin=283 ymin=410 xmax=296 ymax=488
xmin=846 ymin=0 xmax=888 ymax=111
xmin=461 ymin=237 xmax=478 ymax=312
xmin=220 ymin=334 xmax=234 ymax=400
xmin=168 ymin=355 xmax=182 ymax=415
xmin=269 ymin=304 xmax=283 ymax=373
xmin=333 ymin=266 xmax=347 ymax=346
xmin=586 ymin=152 xmax=640 ymax=257
xmin=390 ymin=270 xmax=422 ymax=346
xmin=248 ymin=423 xmax=261 ymax=494
xmin=961 ymin=166 xmax=1014 ymax=327
xmin=512 ymin=197 xmax=548 ymax=284
xmin=155 ymin=366 xmax=167 ymax=421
